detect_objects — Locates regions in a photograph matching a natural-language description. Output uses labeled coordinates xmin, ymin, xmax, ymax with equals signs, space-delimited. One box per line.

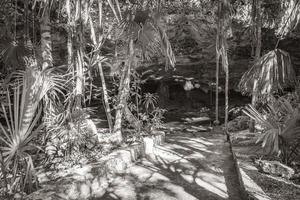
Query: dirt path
xmin=100 ymin=122 xmax=245 ymax=200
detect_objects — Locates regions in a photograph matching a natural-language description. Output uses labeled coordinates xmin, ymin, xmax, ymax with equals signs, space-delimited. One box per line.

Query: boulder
xmin=255 ymin=160 xmax=295 ymax=179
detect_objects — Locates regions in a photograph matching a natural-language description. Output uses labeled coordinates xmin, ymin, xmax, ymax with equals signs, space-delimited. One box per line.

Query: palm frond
xmin=0 ymin=58 xmax=64 ymax=193
xmin=238 ymin=49 xmax=297 ymax=103
xmin=117 ymin=8 xmax=176 ymax=69
xmin=0 ymin=39 xmax=33 ymax=72
xmin=243 ymin=95 xmax=300 ymax=158
xmin=277 ymin=0 xmax=300 ymax=38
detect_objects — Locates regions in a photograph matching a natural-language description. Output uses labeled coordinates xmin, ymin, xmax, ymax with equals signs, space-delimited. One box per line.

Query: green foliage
xmin=116 ymin=6 xmax=176 ymax=69
xmin=0 ymin=58 xmax=65 ymax=196
xmin=0 ymin=63 xmax=49 ymax=195
xmin=239 ymin=49 xmax=297 ymax=103
xmin=0 ymin=39 xmax=33 ymax=73
xmin=243 ymin=96 xmax=300 ymax=164
xmin=45 ymin=107 xmax=98 ymax=159
xmin=142 ymin=92 xmax=158 ymax=113
xmin=276 ymin=0 xmax=300 ymax=38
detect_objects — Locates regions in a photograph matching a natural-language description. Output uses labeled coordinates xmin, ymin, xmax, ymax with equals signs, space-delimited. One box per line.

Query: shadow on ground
xmin=93 ymin=124 xmax=244 ymax=200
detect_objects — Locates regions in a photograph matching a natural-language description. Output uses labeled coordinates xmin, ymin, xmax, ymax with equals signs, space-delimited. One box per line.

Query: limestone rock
xmin=255 ymin=160 xmax=295 ymax=179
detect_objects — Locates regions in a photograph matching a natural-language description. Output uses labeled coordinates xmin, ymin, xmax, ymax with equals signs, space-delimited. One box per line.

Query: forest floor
xmin=231 ymin=130 xmax=300 ymax=200
xmin=99 ymin=121 xmax=245 ymax=200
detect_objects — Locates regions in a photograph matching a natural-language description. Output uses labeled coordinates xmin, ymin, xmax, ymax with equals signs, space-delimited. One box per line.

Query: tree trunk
xmin=249 ymin=0 xmax=262 ymax=132
xmin=74 ymin=2 xmax=85 ymax=108
xmin=40 ymin=3 xmax=53 ymax=129
xmin=216 ymin=0 xmax=230 ymax=132
xmin=96 ymin=0 xmax=113 ymax=132
xmin=224 ymin=55 xmax=229 ymax=132
xmin=75 ymin=48 xmax=84 ymax=108
xmin=221 ymin=13 xmax=230 ymax=132
xmin=255 ymin=0 xmax=262 ymax=59
xmin=66 ymin=0 xmax=73 ymax=73
xmin=112 ymin=39 xmax=134 ymax=143
xmin=124 ymin=104 xmax=141 ymax=131
xmin=98 ymin=62 xmax=113 ymax=132
xmin=40 ymin=5 xmax=52 ymax=70
xmin=215 ymin=1 xmax=221 ymax=125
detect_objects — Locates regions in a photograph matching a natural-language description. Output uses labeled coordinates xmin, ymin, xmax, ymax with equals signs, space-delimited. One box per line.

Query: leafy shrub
xmin=45 ymin=107 xmax=98 ymax=160
xmin=142 ymin=93 xmax=159 ymax=113
xmin=0 ymin=61 xmax=63 ymax=196
xmin=243 ymin=96 xmax=300 ymax=164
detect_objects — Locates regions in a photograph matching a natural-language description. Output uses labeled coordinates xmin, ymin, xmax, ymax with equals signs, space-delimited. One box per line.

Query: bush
xmin=243 ymin=95 xmax=300 ymax=164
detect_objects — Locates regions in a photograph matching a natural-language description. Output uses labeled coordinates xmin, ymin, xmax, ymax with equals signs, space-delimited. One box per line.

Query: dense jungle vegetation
xmin=0 ymin=0 xmax=300 ymax=199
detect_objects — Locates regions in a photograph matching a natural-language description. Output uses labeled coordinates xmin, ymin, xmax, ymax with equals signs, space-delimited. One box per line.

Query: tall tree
xmin=215 ymin=1 xmax=221 ymax=125
xmin=66 ymin=0 xmax=73 ymax=74
xmin=216 ymin=0 xmax=231 ymax=131
xmin=249 ymin=0 xmax=262 ymax=132
xmin=92 ymin=0 xmax=113 ymax=132
xmin=112 ymin=39 xmax=134 ymax=143
xmin=40 ymin=2 xmax=52 ymax=70
xmin=111 ymin=4 xmax=176 ymax=143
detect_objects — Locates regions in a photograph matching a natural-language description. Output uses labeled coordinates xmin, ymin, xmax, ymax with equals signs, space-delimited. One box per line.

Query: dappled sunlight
xmin=194 ymin=177 xmax=229 ymax=199
xmin=178 ymin=172 xmax=228 ymax=199
xmin=163 ymin=183 xmax=199 ymax=200
xmin=27 ymin=125 xmax=242 ymax=200
xmin=169 ymin=137 xmax=214 ymax=146
xmin=185 ymin=152 xmax=205 ymax=160
xmin=196 ymin=171 xmax=228 ymax=193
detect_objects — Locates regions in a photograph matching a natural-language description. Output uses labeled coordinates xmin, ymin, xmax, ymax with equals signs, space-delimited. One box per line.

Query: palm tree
xmin=221 ymin=0 xmax=231 ymax=132
xmin=88 ymin=0 xmax=114 ymax=132
xmin=215 ymin=0 xmax=231 ymax=130
xmin=0 ymin=59 xmax=64 ymax=195
xmin=111 ymin=5 xmax=176 ymax=143
xmin=215 ymin=1 xmax=221 ymax=125
xmin=40 ymin=1 xmax=53 ymax=70
xmin=249 ymin=0 xmax=262 ymax=132
xmin=238 ymin=49 xmax=297 ymax=102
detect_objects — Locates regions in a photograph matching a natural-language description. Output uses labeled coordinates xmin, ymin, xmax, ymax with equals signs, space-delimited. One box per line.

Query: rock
xmin=151 ymin=130 xmax=165 ymax=135
xmin=190 ymin=125 xmax=208 ymax=132
xmin=255 ymin=160 xmax=295 ymax=179
xmin=228 ymin=115 xmax=250 ymax=132
xmin=186 ymin=128 xmax=197 ymax=133
xmin=183 ymin=116 xmax=211 ymax=123
xmin=14 ymin=193 xmax=23 ymax=200
xmin=106 ymin=157 xmax=127 ymax=174
xmin=85 ymin=119 xmax=98 ymax=135
xmin=143 ymin=137 xmax=155 ymax=155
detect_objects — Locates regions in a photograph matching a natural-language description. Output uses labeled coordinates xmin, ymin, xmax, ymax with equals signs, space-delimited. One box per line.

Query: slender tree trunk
xmin=75 ymin=48 xmax=84 ymax=108
xmin=255 ymin=0 xmax=262 ymax=59
xmin=24 ymin=0 xmax=29 ymax=41
xmin=112 ymin=39 xmax=134 ymax=143
xmin=224 ymin=53 xmax=229 ymax=132
xmin=40 ymin=3 xmax=53 ymax=129
xmin=40 ymin=5 xmax=52 ymax=70
xmin=250 ymin=0 xmax=262 ymax=132
xmin=74 ymin=1 xmax=84 ymax=108
xmin=66 ymin=0 xmax=73 ymax=73
xmin=98 ymin=62 xmax=113 ymax=132
xmin=215 ymin=1 xmax=221 ymax=125
xmin=96 ymin=0 xmax=113 ymax=132
xmin=251 ymin=0 xmax=256 ymax=57
xmin=221 ymin=10 xmax=230 ymax=132
xmin=216 ymin=0 xmax=230 ymax=132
